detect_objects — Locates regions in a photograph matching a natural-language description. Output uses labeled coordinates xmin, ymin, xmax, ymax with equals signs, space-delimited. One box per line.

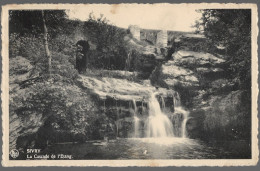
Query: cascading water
xmin=146 ymin=92 xmax=174 ymax=138
xmin=161 ymin=96 xmax=165 ymax=111
xmin=173 ymin=107 xmax=189 ymax=137
xmin=130 ymin=91 xmax=189 ymax=139
xmin=173 ymin=92 xmax=181 ymax=107
xmin=182 ymin=112 xmax=188 ymax=138
xmin=173 ymin=92 xmax=189 ymax=138
xmin=132 ymin=99 xmax=140 ymax=138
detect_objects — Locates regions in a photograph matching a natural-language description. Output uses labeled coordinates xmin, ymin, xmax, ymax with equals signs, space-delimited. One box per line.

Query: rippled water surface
xmin=43 ymin=138 xmax=251 ymax=159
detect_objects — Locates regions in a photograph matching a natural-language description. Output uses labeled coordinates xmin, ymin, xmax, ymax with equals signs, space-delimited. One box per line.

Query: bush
xmin=83 ymin=14 xmax=128 ymax=70
xmin=197 ymin=9 xmax=251 ymax=90
xmin=9 ymin=33 xmax=45 ymax=60
xmin=203 ymin=91 xmax=251 ymax=141
xmin=11 ymin=81 xmax=100 ymax=146
xmin=51 ymin=52 xmax=79 ymax=83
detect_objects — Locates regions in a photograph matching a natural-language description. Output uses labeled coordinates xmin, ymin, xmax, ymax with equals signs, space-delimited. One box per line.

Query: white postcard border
xmin=1 ymin=3 xmax=259 ymax=167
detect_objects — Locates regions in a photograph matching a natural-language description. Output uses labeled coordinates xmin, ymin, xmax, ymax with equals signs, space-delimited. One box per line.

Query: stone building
xmin=128 ymin=25 xmax=140 ymax=40
xmin=140 ymin=31 xmax=157 ymax=45
xmin=128 ymin=25 xmax=168 ymax=47
xmin=156 ymin=30 xmax=168 ymax=47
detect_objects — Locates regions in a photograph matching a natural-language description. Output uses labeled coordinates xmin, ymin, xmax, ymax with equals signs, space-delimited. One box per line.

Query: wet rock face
xmin=9 ymin=72 xmax=100 ymax=151
xmin=9 ymin=57 xmax=43 ymax=151
xmin=78 ymin=75 xmax=175 ymax=102
xmin=9 ymin=102 xmax=47 ymax=151
xmin=170 ymin=113 xmax=184 ymax=137
xmin=150 ymin=50 xmax=228 ymax=110
xmin=174 ymin=50 xmax=225 ymax=66
xmin=78 ymin=75 xmax=178 ymax=138
xmin=188 ymin=90 xmax=251 ymax=141
xmin=162 ymin=64 xmax=199 ymax=87
xmin=150 ymin=49 xmax=250 ymax=141
xmin=157 ymin=50 xmax=226 ymax=89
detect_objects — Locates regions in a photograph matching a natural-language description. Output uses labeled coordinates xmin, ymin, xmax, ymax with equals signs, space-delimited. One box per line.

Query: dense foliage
xmin=197 ymin=9 xmax=251 ymax=90
xmin=9 ymin=10 xmax=133 ymax=150
xmin=9 ymin=10 xmax=69 ymax=75
xmin=191 ymin=9 xmax=252 ymax=142
xmin=9 ymin=11 xmax=99 ymax=149
xmin=83 ymin=14 xmax=128 ymax=70
xmin=9 ymin=10 xmax=67 ymax=38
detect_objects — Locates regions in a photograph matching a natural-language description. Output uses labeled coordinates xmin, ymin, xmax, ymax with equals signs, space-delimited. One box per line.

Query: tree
xmin=84 ymin=13 xmax=127 ymax=70
xmin=41 ymin=11 xmax=52 ymax=75
xmin=192 ymin=20 xmax=203 ymax=34
xmin=196 ymin=9 xmax=251 ymax=90
xmin=9 ymin=10 xmax=67 ymax=76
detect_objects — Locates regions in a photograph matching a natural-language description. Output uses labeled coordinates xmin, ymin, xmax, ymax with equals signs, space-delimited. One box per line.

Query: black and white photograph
xmin=1 ymin=3 xmax=258 ymax=167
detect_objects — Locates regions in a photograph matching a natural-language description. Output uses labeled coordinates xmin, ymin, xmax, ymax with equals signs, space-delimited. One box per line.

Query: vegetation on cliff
xmin=9 ymin=10 xmax=128 ymax=151
xmin=196 ymin=9 xmax=251 ymax=90
xmin=8 ymin=9 xmax=252 ymax=154
xmin=182 ymin=10 xmax=251 ymax=142
xmin=149 ymin=9 xmax=251 ymax=143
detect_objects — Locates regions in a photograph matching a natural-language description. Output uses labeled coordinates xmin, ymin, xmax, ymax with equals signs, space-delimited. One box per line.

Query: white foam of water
xmin=161 ymin=96 xmax=165 ymax=110
xmin=133 ymin=99 xmax=140 ymax=138
xmin=146 ymin=92 xmax=174 ymax=138
xmin=131 ymin=137 xmax=191 ymax=146
xmin=174 ymin=107 xmax=189 ymax=138
xmin=134 ymin=116 xmax=140 ymax=138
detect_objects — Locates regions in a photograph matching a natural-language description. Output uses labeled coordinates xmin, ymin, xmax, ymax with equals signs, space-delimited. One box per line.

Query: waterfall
xmin=129 ymin=91 xmax=189 ymax=139
xmin=132 ymin=99 xmax=140 ymax=138
xmin=182 ymin=112 xmax=188 ymax=138
xmin=173 ymin=92 xmax=189 ymax=138
xmin=133 ymin=99 xmax=137 ymax=113
xmin=161 ymin=96 xmax=165 ymax=111
xmin=173 ymin=92 xmax=181 ymax=107
xmin=115 ymin=100 xmax=119 ymax=137
xmin=173 ymin=107 xmax=189 ymax=138
xmin=146 ymin=92 xmax=174 ymax=138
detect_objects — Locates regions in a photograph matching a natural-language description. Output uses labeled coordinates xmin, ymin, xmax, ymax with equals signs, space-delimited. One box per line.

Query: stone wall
xmin=156 ymin=30 xmax=168 ymax=47
xmin=129 ymin=25 xmax=168 ymax=47
xmin=128 ymin=25 xmax=140 ymax=40
xmin=140 ymin=31 xmax=157 ymax=45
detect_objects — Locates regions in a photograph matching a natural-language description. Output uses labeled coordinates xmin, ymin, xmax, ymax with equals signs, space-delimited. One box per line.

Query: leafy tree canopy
xmin=196 ymin=9 xmax=251 ymax=90
xmin=83 ymin=13 xmax=128 ymax=70
xmin=9 ymin=10 xmax=67 ymax=38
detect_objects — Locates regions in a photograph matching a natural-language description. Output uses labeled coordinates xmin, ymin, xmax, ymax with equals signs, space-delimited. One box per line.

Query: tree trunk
xmin=41 ymin=10 xmax=52 ymax=75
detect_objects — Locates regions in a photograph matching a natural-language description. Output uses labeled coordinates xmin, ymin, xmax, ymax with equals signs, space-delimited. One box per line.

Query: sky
xmin=66 ymin=4 xmax=202 ymax=32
